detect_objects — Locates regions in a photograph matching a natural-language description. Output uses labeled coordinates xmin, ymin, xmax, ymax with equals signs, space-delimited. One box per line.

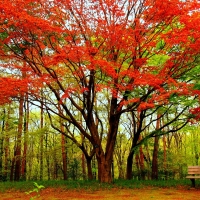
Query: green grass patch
xmin=0 ymin=179 xmax=198 ymax=193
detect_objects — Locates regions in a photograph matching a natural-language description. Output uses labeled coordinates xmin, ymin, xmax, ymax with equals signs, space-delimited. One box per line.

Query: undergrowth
xmin=0 ymin=179 xmax=198 ymax=192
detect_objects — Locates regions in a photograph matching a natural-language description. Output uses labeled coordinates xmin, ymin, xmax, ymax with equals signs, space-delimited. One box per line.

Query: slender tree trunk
xmin=4 ymin=112 xmax=10 ymax=179
xmin=10 ymin=156 xmax=15 ymax=181
xmin=61 ymin=134 xmax=67 ymax=180
xmin=139 ymin=135 xmax=145 ymax=180
xmin=81 ymin=135 xmax=86 ymax=180
xmin=0 ymin=108 xmax=5 ymax=180
xmin=82 ymin=152 xmax=86 ymax=180
xmin=21 ymin=95 xmax=29 ymax=180
xmin=144 ymin=143 xmax=151 ymax=180
xmin=92 ymin=155 xmax=97 ymax=180
xmin=151 ymin=135 xmax=159 ymax=180
xmin=14 ymin=93 xmax=24 ymax=181
xmin=40 ymin=96 xmax=44 ymax=180
xmin=151 ymin=114 xmax=161 ymax=180
xmin=45 ymin=133 xmax=50 ymax=180
xmin=126 ymin=132 xmax=141 ymax=180
xmin=163 ymin=135 xmax=167 ymax=179
xmin=126 ymin=111 xmax=144 ymax=180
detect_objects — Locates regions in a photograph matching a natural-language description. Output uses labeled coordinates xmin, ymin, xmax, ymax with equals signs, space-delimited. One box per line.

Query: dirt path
xmin=1 ymin=187 xmax=200 ymax=200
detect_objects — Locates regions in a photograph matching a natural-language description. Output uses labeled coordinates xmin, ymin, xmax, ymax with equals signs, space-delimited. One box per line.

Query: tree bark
xmin=126 ymin=151 xmax=134 ymax=180
xmin=0 ymin=108 xmax=5 ymax=181
xmin=45 ymin=133 xmax=50 ymax=180
xmin=21 ymin=95 xmax=29 ymax=180
xmin=14 ymin=93 xmax=24 ymax=181
xmin=4 ymin=107 xmax=10 ymax=179
xmin=96 ymin=114 xmax=120 ymax=183
xmin=97 ymin=154 xmax=113 ymax=183
xmin=61 ymin=134 xmax=67 ymax=180
xmin=86 ymin=156 xmax=93 ymax=180
xmin=163 ymin=135 xmax=167 ymax=179
xmin=151 ymin=114 xmax=161 ymax=180
xmin=82 ymin=152 xmax=86 ymax=180
xmin=40 ymin=96 xmax=44 ymax=180
xmin=151 ymin=135 xmax=159 ymax=180
xmin=139 ymin=135 xmax=145 ymax=180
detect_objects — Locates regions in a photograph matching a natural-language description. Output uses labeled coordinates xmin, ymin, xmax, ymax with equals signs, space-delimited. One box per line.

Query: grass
xmin=0 ymin=179 xmax=198 ymax=193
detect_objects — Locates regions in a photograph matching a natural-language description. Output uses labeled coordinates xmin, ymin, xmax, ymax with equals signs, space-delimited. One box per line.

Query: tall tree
xmin=0 ymin=108 xmax=5 ymax=180
xmin=151 ymin=114 xmax=161 ymax=180
xmin=21 ymin=93 xmax=29 ymax=180
xmin=14 ymin=93 xmax=24 ymax=181
xmin=0 ymin=0 xmax=200 ymax=182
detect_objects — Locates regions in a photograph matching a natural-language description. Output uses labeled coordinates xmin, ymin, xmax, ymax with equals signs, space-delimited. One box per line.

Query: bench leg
xmin=190 ymin=179 xmax=195 ymax=188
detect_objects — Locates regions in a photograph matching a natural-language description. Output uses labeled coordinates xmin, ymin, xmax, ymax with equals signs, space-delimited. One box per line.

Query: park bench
xmin=186 ymin=166 xmax=200 ymax=187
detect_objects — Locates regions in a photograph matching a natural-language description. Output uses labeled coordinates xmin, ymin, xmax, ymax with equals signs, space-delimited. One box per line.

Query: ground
xmin=1 ymin=187 xmax=200 ymax=200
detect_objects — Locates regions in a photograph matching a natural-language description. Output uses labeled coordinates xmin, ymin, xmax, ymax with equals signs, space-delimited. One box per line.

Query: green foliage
xmin=0 ymin=179 xmax=198 ymax=193
xmin=0 ymin=32 xmax=8 ymax=40
xmin=25 ymin=182 xmax=45 ymax=200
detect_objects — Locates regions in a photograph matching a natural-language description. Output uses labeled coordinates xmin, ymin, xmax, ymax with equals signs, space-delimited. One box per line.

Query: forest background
xmin=0 ymin=0 xmax=200 ymax=184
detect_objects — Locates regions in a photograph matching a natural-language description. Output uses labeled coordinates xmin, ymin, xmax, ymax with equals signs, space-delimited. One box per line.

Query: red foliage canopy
xmin=0 ymin=0 xmax=200 ymax=111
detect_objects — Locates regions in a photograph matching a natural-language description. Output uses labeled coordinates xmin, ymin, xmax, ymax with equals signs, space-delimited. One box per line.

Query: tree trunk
xmin=10 ymin=156 xmax=15 ymax=181
xmin=14 ymin=94 xmax=24 ymax=181
xmin=151 ymin=114 xmax=160 ymax=180
xmin=126 ymin=132 xmax=141 ymax=180
xmin=0 ymin=109 xmax=5 ymax=181
xmin=61 ymin=134 xmax=67 ymax=180
xmin=126 ymin=111 xmax=144 ymax=180
xmin=163 ymin=135 xmax=167 ymax=179
xmin=40 ymin=96 xmax=44 ymax=180
xmin=45 ymin=133 xmax=50 ymax=180
xmin=126 ymin=151 xmax=134 ymax=180
xmin=97 ymin=154 xmax=113 ymax=183
xmin=4 ymin=107 xmax=10 ymax=180
xmin=151 ymin=135 xmax=159 ymax=180
xmin=21 ymin=95 xmax=29 ymax=180
xmin=86 ymin=156 xmax=93 ymax=180
xmin=96 ymin=113 xmax=120 ymax=183
xmin=139 ymin=135 xmax=145 ymax=180
xmin=117 ymin=162 xmax=125 ymax=179
xmin=82 ymin=152 xmax=86 ymax=180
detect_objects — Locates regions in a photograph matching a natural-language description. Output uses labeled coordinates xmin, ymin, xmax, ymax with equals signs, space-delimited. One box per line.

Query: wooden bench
xmin=186 ymin=166 xmax=200 ymax=187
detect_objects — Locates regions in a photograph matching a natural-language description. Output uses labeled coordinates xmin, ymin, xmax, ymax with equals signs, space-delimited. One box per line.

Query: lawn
xmin=0 ymin=180 xmax=200 ymax=200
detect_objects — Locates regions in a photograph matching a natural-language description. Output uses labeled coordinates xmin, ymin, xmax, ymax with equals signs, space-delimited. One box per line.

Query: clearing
xmin=1 ymin=187 xmax=200 ymax=200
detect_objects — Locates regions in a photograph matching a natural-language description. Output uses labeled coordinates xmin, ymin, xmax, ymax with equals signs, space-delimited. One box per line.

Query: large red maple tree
xmin=0 ymin=0 xmax=200 ymax=182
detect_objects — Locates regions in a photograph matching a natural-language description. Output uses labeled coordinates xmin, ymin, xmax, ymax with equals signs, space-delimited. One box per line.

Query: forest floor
xmin=1 ymin=186 xmax=200 ymax=200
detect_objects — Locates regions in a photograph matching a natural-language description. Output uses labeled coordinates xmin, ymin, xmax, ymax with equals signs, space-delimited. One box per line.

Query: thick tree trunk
xmin=97 ymin=155 xmax=113 ymax=183
xmin=86 ymin=156 xmax=93 ymax=180
xmin=97 ymin=114 xmax=120 ymax=183
xmin=126 ymin=151 xmax=134 ymax=180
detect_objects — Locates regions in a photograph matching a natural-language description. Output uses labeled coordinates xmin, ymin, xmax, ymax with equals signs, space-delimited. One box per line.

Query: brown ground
xmin=1 ymin=187 xmax=200 ymax=200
